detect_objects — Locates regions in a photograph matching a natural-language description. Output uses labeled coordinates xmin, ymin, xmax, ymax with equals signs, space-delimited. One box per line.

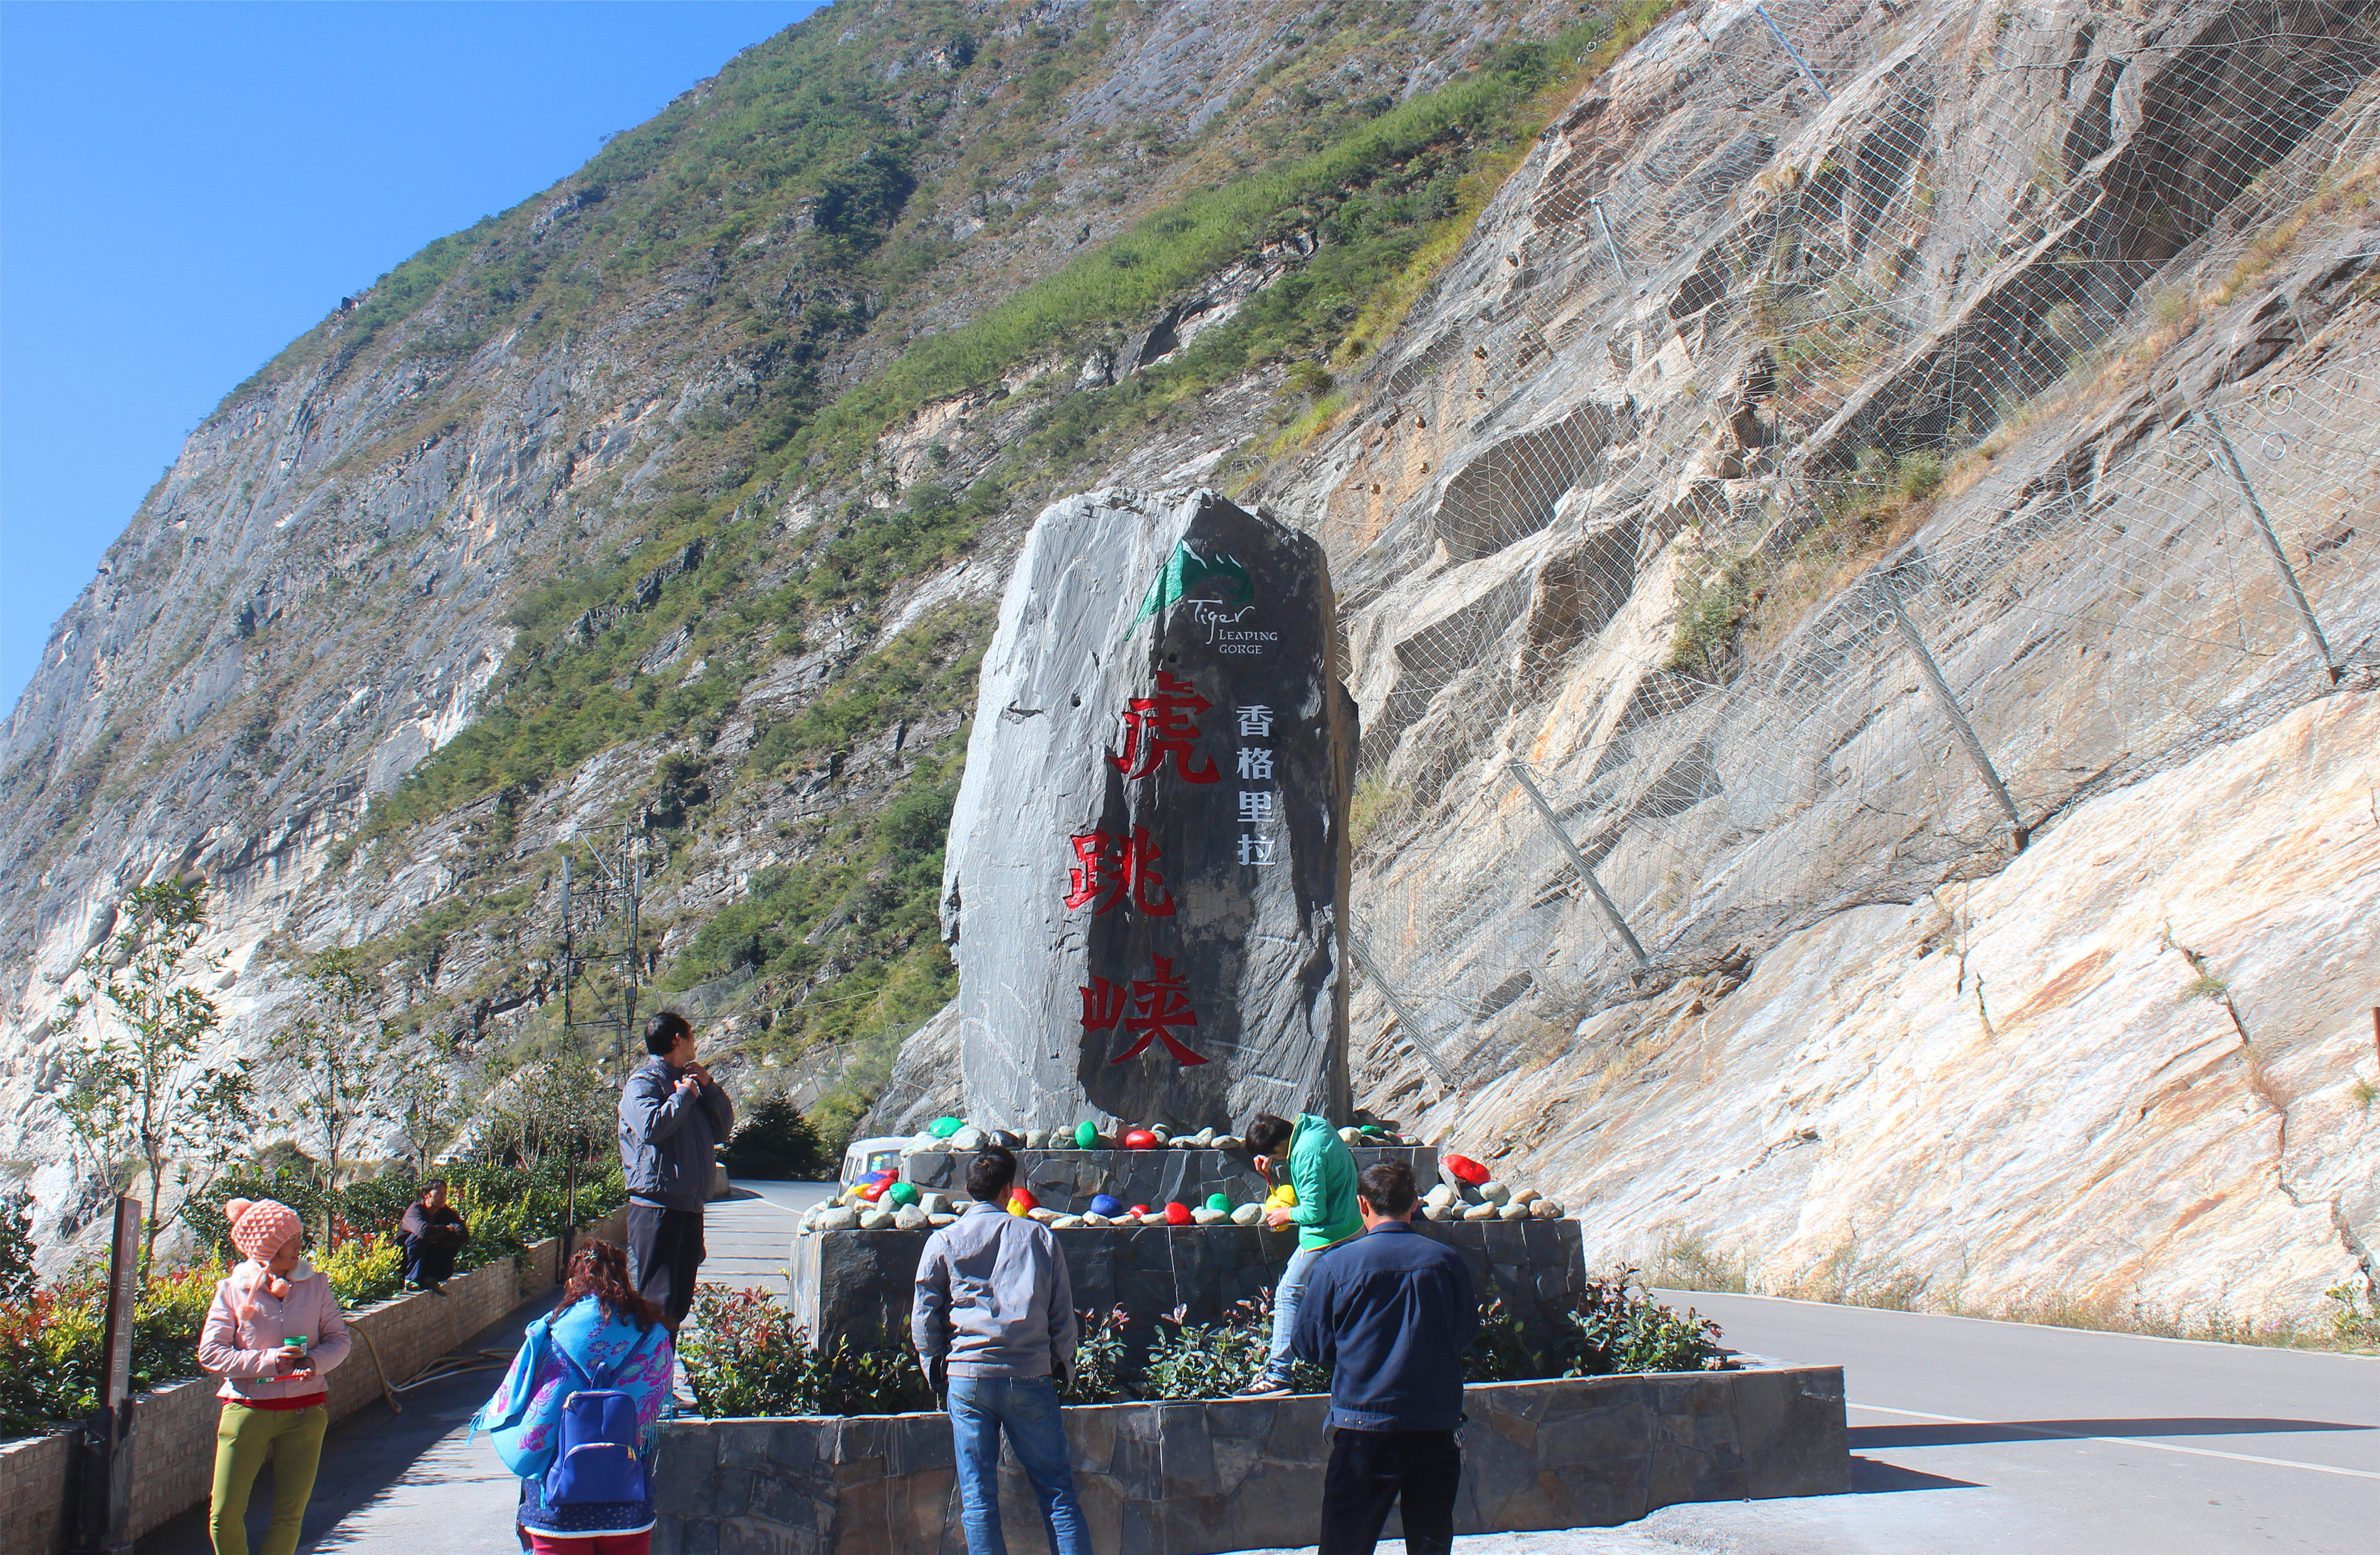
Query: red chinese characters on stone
xmin=1064 ymin=825 xmax=1176 ymax=915
xmin=1109 ymin=671 xmax=1221 ymax=783
xmin=1084 ymin=954 xmax=1208 ymax=1066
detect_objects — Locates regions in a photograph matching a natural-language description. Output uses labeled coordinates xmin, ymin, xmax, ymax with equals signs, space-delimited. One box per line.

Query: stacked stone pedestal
xmin=791 ymin=1215 xmax=1584 ymax=1376
xmin=902 ymin=1144 xmax=1437 ymax=1216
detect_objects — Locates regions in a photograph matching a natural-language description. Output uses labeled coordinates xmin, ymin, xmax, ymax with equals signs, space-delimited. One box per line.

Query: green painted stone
xmin=1205 ymin=1193 xmax=1233 ymax=1214
xmin=930 ymin=1116 xmax=965 ymax=1139
xmin=887 ymin=1182 xmax=921 ymax=1207
xmin=1074 ymin=1120 xmax=1098 ymax=1149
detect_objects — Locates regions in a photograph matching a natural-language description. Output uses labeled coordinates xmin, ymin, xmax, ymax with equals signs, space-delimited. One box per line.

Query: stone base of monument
xmin=651 ymin=1363 xmax=1852 ymax=1555
xmin=901 ymin=1144 xmax=1437 ymax=1215
xmin=790 ymin=1215 xmax=1583 ymax=1371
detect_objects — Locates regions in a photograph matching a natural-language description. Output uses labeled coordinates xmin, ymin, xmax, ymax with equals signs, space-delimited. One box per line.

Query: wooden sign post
xmin=69 ymin=1196 xmax=143 ymax=1555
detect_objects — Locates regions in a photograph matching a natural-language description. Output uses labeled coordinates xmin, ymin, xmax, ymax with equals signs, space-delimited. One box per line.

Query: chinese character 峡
xmin=1063 ymin=825 xmax=1176 ymax=916
xmin=1079 ymin=976 xmax=1129 ymax=1032
xmin=1106 ymin=954 xmax=1208 ymax=1066
xmin=1236 ymin=791 xmax=1274 ymax=823
xmin=1236 ymin=747 xmax=1274 ymax=781
xmin=1238 ymin=836 xmax=1277 ymax=865
xmin=1111 ymin=671 xmax=1221 ymax=783
xmin=1237 ymin=704 xmax=1274 ymax=738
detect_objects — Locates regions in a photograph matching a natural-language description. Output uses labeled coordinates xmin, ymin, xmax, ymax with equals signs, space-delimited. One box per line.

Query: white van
xmin=840 ymin=1136 xmax=911 ymax=1192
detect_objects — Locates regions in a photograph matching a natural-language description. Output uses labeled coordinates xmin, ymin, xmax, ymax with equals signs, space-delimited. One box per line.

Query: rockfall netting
xmin=1298 ymin=0 xmax=2380 ymax=1077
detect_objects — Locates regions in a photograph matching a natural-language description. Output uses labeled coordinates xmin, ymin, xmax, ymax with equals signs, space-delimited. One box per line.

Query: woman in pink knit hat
xmin=197 ymin=1197 xmax=352 ymax=1555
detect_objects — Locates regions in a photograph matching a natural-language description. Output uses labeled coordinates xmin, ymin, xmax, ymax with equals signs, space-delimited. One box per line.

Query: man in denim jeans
xmin=912 ymin=1147 xmax=1089 ymax=1555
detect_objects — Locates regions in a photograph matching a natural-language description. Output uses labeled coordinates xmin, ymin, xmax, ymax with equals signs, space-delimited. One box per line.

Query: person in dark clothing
xmin=1290 ymin=1159 xmax=1478 ymax=1555
xmin=615 ymin=1010 xmax=734 ymax=1332
xmin=396 ymin=1179 xmax=469 ymax=1293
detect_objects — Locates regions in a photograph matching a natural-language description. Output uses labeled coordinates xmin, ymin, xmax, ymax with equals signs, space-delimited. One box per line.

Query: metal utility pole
xmin=1876 ymin=575 xmax=2029 ymax=851
xmin=2205 ymin=408 xmax=2341 ymax=687
xmin=1755 ymin=3 xmax=1832 ymax=101
xmin=1506 ymin=761 xmax=1651 ymax=969
xmin=1348 ymin=933 xmax=1455 ymax=1086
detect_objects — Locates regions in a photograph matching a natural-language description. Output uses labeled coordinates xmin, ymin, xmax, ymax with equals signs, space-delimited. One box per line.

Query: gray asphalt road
xmin=1235 ymin=1293 xmax=2378 ymax=1555
xmin=701 ymin=1176 xmax=836 ymax=1290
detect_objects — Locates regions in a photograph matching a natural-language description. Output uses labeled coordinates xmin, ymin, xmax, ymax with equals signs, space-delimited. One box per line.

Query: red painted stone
xmin=1163 ymin=1201 xmax=1192 ymax=1226
xmin=1122 ymin=1128 xmax=1160 ymax=1150
xmin=1442 ymin=1154 xmax=1490 ymax=1186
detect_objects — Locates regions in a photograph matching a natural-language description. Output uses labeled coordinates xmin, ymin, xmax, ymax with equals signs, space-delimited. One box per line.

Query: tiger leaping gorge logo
xmin=1126 ymin=540 xmax=1255 ymax=639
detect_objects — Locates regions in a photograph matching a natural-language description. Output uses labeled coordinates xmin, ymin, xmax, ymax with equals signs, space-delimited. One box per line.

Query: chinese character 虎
xmin=1238 ymin=836 xmax=1277 ymax=865
xmin=1108 ymin=954 xmax=1208 ymax=1066
xmin=1079 ymin=975 xmax=1129 ymax=1032
xmin=1237 ymin=791 xmax=1274 ymax=823
xmin=1112 ymin=671 xmax=1222 ymax=783
xmin=1063 ymin=825 xmax=1176 ymax=916
xmin=1236 ymin=747 xmax=1274 ymax=781
xmin=1237 ymin=704 xmax=1274 ymax=738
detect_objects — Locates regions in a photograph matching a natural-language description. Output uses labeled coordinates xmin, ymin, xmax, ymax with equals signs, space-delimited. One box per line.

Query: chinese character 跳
xmin=1112 ymin=670 xmax=1222 ymax=783
xmin=1236 ymin=704 xmax=1274 ymax=739
xmin=1063 ymin=824 xmax=1176 ymax=916
xmin=1103 ymin=954 xmax=1208 ymax=1066
xmin=1236 ymin=747 xmax=1274 ymax=781
xmin=1237 ymin=791 xmax=1274 ymax=823
xmin=1237 ymin=836 xmax=1277 ymax=865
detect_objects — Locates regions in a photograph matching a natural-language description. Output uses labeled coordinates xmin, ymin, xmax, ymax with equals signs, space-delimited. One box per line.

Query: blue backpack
xmin=542 ymin=1373 xmax=648 ymax=1505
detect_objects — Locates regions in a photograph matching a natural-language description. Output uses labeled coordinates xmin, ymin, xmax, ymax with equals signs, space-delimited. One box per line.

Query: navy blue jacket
xmin=1289 ymin=1220 xmax=1478 ymax=1431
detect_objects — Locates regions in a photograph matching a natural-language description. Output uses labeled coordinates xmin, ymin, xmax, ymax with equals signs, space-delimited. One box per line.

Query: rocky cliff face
xmin=5 ymin=0 xmax=2374 ymax=1321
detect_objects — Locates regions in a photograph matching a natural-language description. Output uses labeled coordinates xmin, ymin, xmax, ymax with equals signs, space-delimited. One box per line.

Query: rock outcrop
xmin=941 ymin=489 xmax=1354 ymax=1130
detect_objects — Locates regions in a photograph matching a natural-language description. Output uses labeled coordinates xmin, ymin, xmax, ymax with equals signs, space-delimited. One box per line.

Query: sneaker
xmin=1234 ymin=1374 xmax=1291 ymax=1398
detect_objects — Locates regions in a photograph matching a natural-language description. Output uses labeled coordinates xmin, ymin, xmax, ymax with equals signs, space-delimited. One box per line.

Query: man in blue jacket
xmin=616 ymin=1010 xmax=733 ymax=1331
xmin=1291 ymin=1159 xmax=1477 ymax=1555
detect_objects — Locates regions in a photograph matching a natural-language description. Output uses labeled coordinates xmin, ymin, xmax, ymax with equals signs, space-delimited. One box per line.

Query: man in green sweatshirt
xmin=1237 ymin=1110 xmax=1362 ymax=1397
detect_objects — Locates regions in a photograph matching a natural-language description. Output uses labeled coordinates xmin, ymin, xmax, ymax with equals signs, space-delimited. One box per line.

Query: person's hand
xmin=675 ymin=1073 xmax=701 ymax=1099
xmin=1263 ymin=1206 xmax=1295 ymax=1231
xmin=274 ymin=1343 xmax=313 ymax=1378
xmin=684 ymin=1061 xmax=714 ymax=1089
xmin=926 ymin=1355 xmax=948 ymax=1403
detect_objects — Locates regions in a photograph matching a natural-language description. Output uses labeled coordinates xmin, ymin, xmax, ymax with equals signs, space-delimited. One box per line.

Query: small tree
xmin=270 ymin=948 xmax=398 ymax=1238
xmin=385 ymin=1062 xmax=458 ymax=1175
xmin=52 ymin=880 xmax=252 ymax=1265
xmin=0 ymin=1188 xmax=37 ymax=1303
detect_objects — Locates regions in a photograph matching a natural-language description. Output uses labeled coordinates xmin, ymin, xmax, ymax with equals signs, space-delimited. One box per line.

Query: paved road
xmin=1239 ymin=1293 xmax=2378 ymax=1555
xmin=702 ymin=1176 xmax=835 ymax=1291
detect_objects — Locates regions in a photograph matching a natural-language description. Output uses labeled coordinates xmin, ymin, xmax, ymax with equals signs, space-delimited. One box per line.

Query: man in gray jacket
xmin=616 ymin=1009 xmax=733 ymax=1331
xmin=911 ymin=1147 xmax=1088 ymax=1555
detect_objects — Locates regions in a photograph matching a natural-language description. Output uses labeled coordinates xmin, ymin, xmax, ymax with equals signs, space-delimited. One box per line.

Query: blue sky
xmin=0 ymin=0 xmax=826 ymax=708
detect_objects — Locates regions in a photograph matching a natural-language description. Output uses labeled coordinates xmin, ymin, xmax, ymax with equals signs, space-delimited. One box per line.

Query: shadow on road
xmin=1849 ymin=1456 xmax=1984 ymax=1493
xmin=1850 ymin=1416 xmax=2374 ymax=1449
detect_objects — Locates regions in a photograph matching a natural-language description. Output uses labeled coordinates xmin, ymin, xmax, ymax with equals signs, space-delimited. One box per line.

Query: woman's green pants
xmin=209 ymin=1401 xmax=328 ymax=1555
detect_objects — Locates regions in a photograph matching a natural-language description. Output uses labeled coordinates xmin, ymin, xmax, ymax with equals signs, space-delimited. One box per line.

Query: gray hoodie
xmin=617 ymin=1055 xmax=734 ymax=1211
xmin=912 ymin=1202 xmax=1078 ymax=1379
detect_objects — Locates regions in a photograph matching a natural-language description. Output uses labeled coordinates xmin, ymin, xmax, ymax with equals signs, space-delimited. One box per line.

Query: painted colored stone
xmin=1164 ymin=1202 xmax=1193 ymax=1226
xmin=1009 ymin=1187 xmax=1039 ymax=1215
xmin=1127 ymin=1204 xmax=1151 ymax=1219
xmin=1123 ymin=1128 xmax=1160 ymax=1151
xmin=940 ymin=488 xmax=1358 ymax=1131
xmin=1089 ymin=1193 xmax=1125 ymax=1217
xmin=1206 ymin=1193 xmax=1233 ymax=1213
xmin=1441 ymin=1154 xmax=1489 ymax=1187
xmin=887 ymin=1182 xmax=921 ymax=1208
xmin=930 ymin=1116 xmax=965 ymax=1139
xmin=1075 ymin=1120 xmax=1100 ymax=1149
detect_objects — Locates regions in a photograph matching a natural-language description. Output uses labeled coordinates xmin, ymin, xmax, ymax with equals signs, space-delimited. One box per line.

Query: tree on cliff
xmin=51 ymin=879 xmax=252 ymax=1265
xmin=270 ymin=947 xmax=400 ymax=1238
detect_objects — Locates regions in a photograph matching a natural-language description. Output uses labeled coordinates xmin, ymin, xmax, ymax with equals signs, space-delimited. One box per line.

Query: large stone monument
xmin=940 ymin=487 xmax=1356 ymax=1130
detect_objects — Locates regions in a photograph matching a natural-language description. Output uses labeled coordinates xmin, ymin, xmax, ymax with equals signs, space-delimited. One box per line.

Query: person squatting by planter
xmin=911 ymin=1145 xmax=1091 ymax=1555
xmin=396 ymin=1178 xmax=471 ymax=1293
xmin=1291 ymin=1159 xmax=1478 ymax=1555
xmin=616 ymin=1008 xmax=732 ymax=1331
xmin=1238 ymin=1109 xmax=1362 ymax=1397
xmin=197 ymin=1197 xmax=352 ymax=1555
xmin=475 ymin=1239 xmax=676 ymax=1555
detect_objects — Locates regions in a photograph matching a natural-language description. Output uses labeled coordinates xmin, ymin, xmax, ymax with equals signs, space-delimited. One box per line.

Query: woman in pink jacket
xmin=197 ymin=1198 xmax=352 ymax=1555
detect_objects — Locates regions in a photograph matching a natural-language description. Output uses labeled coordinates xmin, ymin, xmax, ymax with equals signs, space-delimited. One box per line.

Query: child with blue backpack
xmin=475 ymin=1239 xmax=676 ymax=1554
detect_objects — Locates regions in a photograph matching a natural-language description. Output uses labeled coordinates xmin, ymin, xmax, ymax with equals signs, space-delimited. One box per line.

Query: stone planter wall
xmin=0 ymin=1209 xmax=626 ymax=1555
xmin=653 ymin=1362 xmax=1849 ymax=1555
xmin=790 ymin=1217 xmax=1586 ymax=1370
